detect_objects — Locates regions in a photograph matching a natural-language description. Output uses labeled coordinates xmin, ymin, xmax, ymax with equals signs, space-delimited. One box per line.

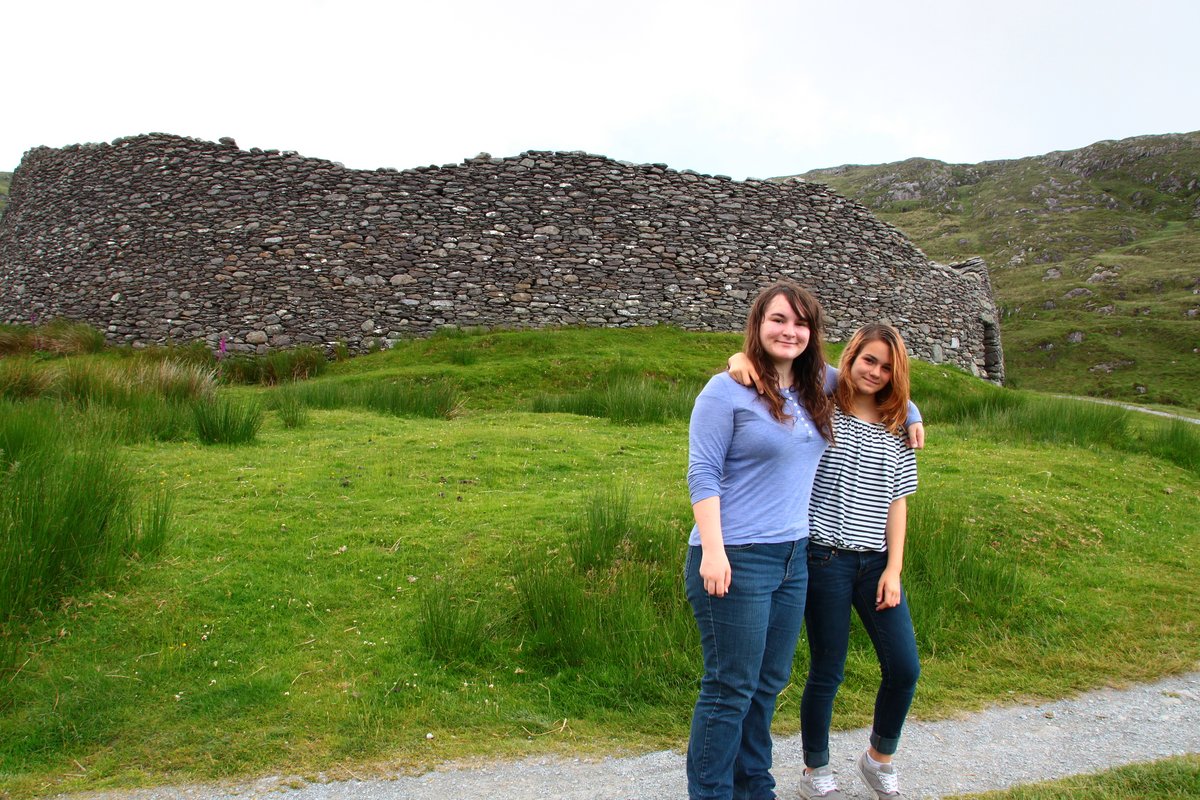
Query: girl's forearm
xmin=693 ymin=496 xmax=724 ymax=550
xmin=884 ymin=496 xmax=907 ymax=574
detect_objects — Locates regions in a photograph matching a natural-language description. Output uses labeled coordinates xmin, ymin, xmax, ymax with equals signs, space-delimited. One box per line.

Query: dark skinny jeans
xmin=799 ymin=543 xmax=920 ymax=768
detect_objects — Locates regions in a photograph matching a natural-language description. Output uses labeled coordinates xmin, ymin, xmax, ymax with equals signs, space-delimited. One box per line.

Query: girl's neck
xmin=775 ymin=366 xmax=794 ymax=389
xmin=846 ymin=391 xmax=882 ymax=423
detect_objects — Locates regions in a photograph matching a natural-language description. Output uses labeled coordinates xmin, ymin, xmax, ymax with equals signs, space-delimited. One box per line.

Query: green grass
xmin=191 ymin=395 xmax=264 ymax=444
xmin=0 ymin=327 xmax=1197 ymax=798
xmin=0 ymin=401 xmax=173 ymax=666
xmin=219 ymin=346 xmax=328 ymax=385
xmin=792 ymin=133 xmax=1200 ymax=410
xmin=531 ymin=372 xmax=700 ymax=423
xmin=956 ymin=754 xmax=1200 ymax=799
xmin=268 ymin=386 xmax=310 ymax=429
xmin=0 ymin=319 xmax=106 ymax=356
xmin=286 ymin=378 xmax=462 ymax=418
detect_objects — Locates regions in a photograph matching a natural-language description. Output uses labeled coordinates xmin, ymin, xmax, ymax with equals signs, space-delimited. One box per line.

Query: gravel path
xmin=1051 ymin=394 xmax=1200 ymax=425
xmin=62 ymin=670 xmax=1199 ymax=800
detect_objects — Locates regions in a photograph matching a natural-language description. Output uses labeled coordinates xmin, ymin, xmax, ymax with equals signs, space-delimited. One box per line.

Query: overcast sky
xmin=3 ymin=0 xmax=1198 ymax=179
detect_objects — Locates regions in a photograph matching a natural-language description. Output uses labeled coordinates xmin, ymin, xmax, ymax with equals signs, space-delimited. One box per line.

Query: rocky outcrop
xmin=0 ymin=133 xmax=1004 ymax=380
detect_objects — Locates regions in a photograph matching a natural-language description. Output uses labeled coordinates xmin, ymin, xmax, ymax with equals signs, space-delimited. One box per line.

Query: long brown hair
xmin=743 ymin=282 xmax=834 ymax=442
xmin=834 ymin=323 xmax=911 ymax=435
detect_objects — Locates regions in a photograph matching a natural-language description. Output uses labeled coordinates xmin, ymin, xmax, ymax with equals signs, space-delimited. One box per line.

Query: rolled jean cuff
xmin=803 ymin=748 xmax=830 ymax=769
xmin=870 ymin=729 xmax=901 ymax=756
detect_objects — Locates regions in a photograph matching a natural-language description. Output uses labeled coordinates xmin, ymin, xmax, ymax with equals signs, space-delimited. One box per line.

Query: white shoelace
xmin=811 ymin=770 xmax=840 ymax=794
xmin=875 ymin=766 xmax=900 ymax=794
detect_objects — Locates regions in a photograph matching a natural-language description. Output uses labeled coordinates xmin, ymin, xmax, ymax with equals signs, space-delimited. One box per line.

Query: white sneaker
xmin=798 ymin=765 xmax=844 ymax=799
xmin=856 ymin=750 xmax=902 ymax=798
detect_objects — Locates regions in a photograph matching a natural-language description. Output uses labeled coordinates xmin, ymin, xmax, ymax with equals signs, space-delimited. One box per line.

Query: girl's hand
xmin=727 ymin=353 xmax=765 ymax=394
xmin=699 ymin=550 xmax=733 ymax=597
xmin=906 ymin=422 xmax=925 ymax=450
xmin=876 ymin=570 xmax=902 ymax=610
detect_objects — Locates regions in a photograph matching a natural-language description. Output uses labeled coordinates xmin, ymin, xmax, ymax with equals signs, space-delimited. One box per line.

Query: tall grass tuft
xmin=218 ymin=355 xmax=264 ymax=386
xmin=921 ymin=389 xmax=1026 ymax=426
xmin=568 ymin=485 xmax=634 ymax=572
xmin=513 ymin=556 xmax=600 ymax=667
xmin=415 ymin=583 xmax=496 ymax=665
xmin=934 ymin=388 xmax=1200 ymax=474
xmin=261 ymin=346 xmax=328 ymax=384
xmin=218 ymin=347 xmax=328 ymax=385
xmin=447 ymin=347 xmax=478 ymax=366
xmin=129 ymin=340 xmax=217 ymax=369
xmin=2 ymin=357 xmax=214 ymax=413
xmin=0 ymin=319 xmax=106 ymax=356
xmin=1140 ymin=418 xmax=1200 ymax=473
xmin=903 ymin=495 xmax=1028 ymax=653
xmin=82 ymin=397 xmax=196 ymax=444
xmin=0 ymin=401 xmax=171 ymax=649
xmin=532 ymin=374 xmax=697 ymax=424
xmin=3 ymin=358 xmax=211 ymax=444
xmin=0 ymin=358 xmax=56 ymax=400
xmin=289 ymin=379 xmax=461 ymax=419
xmin=134 ymin=489 xmax=173 ymax=559
xmin=508 ymin=488 xmax=697 ymax=695
xmin=357 ymin=381 xmax=461 ymax=418
xmin=926 ymin=389 xmax=1138 ymax=457
xmin=269 ymin=386 xmax=309 ymax=429
xmin=1006 ymin=396 xmax=1130 ymax=449
xmin=192 ymin=396 xmax=264 ymax=445
xmin=133 ymin=360 xmax=217 ymax=402
xmin=43 ymin=319 xmax=107 ymax=354
xmin=412 ymin=485 xmax=698 ymax=698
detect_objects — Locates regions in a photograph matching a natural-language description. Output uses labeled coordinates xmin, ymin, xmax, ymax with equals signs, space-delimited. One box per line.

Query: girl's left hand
xmin=876 ymin=571 xmax=902 ymax=611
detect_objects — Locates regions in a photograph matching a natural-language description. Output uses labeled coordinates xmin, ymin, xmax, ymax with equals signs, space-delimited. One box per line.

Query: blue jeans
xmin=800 ymin=543 xmax=920 ymax=768
xmin=685 ymin=540 xmax=808 ymax=800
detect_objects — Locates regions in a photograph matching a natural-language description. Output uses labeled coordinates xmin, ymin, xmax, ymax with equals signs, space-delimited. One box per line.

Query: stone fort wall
xmin=0 ymin=133 xmax=1004 ymax=381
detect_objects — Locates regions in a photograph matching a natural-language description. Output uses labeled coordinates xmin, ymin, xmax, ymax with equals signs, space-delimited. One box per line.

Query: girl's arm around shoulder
xmin=725 ymin=354 xmax=925 ymax=447
xmin=726 ymin=352 xmax=764 ymax=394
xmin=905 ymin=421 xmax=925 ymax=450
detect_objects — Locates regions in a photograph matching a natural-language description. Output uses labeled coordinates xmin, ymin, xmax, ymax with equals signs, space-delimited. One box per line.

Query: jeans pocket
xmin=724 ymin=542 xmax=757 ymax=552
xmin=807 ymin=543 xmax=835 ymax=565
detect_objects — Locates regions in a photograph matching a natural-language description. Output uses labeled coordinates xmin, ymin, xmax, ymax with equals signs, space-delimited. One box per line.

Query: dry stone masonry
xmin=0 ymin=133 xmax=1004 ymax=381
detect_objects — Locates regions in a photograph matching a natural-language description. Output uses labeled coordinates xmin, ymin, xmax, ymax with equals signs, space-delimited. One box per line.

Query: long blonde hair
xmin=834 ymin=323 xmax=911 ymax=435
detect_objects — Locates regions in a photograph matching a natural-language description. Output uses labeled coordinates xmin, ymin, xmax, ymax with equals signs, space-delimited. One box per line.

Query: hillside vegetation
xmin=0 ymin=172 xmax=9 ymax=215
xmin=787 ymin=131 xmax=1200 ymax=409
xmin=1 ymin=325 xmax=1198 ymax=797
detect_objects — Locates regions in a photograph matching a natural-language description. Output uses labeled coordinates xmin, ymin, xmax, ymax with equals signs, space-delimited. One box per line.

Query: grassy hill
xmin=1 ymin=326 xmax=1198 ymax=796
xmin=0 ymin=171 xmax=9 ymax=215
xmin=786 ymin=132 xmax=1200 ymax=410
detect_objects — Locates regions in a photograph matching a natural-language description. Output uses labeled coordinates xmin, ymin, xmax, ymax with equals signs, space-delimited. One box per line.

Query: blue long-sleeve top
xmin=686 ymin=366 xmax=921 ymax=547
